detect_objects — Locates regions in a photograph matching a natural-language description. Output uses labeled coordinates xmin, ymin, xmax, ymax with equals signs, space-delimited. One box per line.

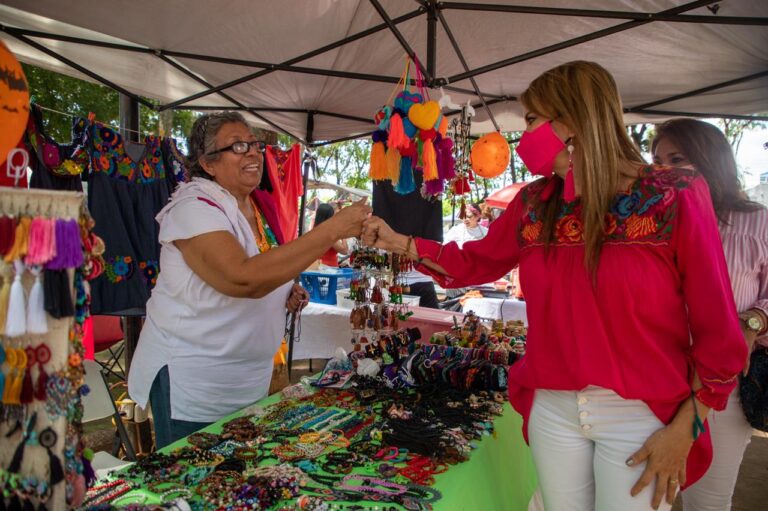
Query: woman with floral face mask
xmin=653 ymin=118 xmax=767 ymax=511
xmin=362 ymin=61 xmax=746 ymax=511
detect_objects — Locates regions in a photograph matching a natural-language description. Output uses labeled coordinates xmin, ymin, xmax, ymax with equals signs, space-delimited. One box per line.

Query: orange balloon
xmin=470 ymin=132 xmax=510 ymax=178
xmin=0 ymin=40 xmax=30 ymax=167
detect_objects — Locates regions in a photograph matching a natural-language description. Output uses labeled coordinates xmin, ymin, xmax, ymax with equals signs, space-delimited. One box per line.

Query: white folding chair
xmin=82 ymin=359 xmax=136 ymax=478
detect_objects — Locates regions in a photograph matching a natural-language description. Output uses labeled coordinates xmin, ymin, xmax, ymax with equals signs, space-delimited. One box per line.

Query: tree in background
xmin=23 ymin=63 xmax=197 ymax=144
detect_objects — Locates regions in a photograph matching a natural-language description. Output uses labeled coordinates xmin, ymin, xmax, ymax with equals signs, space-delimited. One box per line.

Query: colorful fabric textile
xmin=87 ymin=123 xmax=172 ymax=314
xmin=265 ymin=144 xmax=303 ymax=241
xmin=413 ymin=165 xmax=747 ymax=488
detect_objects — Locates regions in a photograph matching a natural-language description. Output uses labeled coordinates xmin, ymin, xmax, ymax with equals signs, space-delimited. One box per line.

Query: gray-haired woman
xmin=128 ymin=112 xmax=370 ymax=447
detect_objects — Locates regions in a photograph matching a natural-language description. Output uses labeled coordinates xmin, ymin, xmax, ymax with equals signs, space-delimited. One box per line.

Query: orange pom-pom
xmin=369 ymin=141 xmax=388 ymax=180
xmin=421 ymin=138 xmax=438 ymax=181
xmin=438 ymin=116 xmax=448 ymax=137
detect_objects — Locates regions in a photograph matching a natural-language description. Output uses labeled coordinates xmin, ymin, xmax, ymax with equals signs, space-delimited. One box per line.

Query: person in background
xmin=653 ymin=118 xmax=768 ymax=511
xmin=362 ymin=61 xmax=746 ymax=511
xmin=479 ymin=202 xmax=495 ymax=228
xmin=128 ymin=112 xmax=370 ymax=448
xmin=443 ymin=204 xmax=489 ymax=299
xmin=313 ymin=203 xmax=350 ymax=268
xmin=444 ymin=204 xmax=489 ymax=247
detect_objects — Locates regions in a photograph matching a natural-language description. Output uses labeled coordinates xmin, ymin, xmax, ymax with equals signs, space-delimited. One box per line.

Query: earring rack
xmin=0 ymin=186 xmax=88 ymax=511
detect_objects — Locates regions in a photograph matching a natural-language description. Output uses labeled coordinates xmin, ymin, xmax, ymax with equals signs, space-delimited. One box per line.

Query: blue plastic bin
xmin=300 ymin=268 xmax=355 ymax=305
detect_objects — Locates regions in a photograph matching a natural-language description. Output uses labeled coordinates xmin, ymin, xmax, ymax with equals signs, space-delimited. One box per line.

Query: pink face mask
xmin=515 ymin=121 xmax=566 ymax=177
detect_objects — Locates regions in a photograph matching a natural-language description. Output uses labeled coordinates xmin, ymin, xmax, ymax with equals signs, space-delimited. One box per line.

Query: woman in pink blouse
xmin=362 ymin=61 xmax=746 ymax=511
xmin=653 ymin=118 xmax=767 ymax=511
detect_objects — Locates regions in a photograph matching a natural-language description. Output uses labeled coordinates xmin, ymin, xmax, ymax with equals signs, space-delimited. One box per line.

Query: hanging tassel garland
xmin=0 ymin=216 xmax=17 ymax=256
xmin=27 ymin=266 xmax=47 ymax=334
xmin=4 ymin=217 xmax=31 ymax=263
xmin=5 ymin=260 xmax=27 ymax=337
xmin=387 ymin=113 xmax=408 ymax=151
xmin=438 ymin=137 xmax=456 ymax=181
xmin=385 ymin=146 xmax=401 ymax=183
xmin=369 ymin=130 xmax=387 ymax=181
xmin=0 ymin=261 xmax=13 ymax=332
xmin=19 ymin=351 xmax=33 ymax=404
xmin=43 ymin=269 xmax=75 ymax=319
xmin=25 ymin=217 xmax=46 ymax=265
xmin=34 ymin=345 xmax=50 ymax=401
xmin=421 ymin=138 xmax=438 ymax=181
xmin=46 ymin=219 xmax=83 ymax=270
xmin=394 ymin=157 xmax=416 ymax=195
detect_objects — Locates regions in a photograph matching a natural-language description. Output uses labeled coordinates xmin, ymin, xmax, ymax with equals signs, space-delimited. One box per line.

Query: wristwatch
xmin=739 ymin=310 xmax=765 ymax=334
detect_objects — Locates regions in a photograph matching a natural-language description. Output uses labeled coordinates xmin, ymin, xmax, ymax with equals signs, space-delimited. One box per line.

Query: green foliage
xmin=22 ymin=63 xmax=197 ymax=143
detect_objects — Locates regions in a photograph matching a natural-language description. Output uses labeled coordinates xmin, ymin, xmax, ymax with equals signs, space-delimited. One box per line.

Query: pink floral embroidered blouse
xmin=414 ymin=165 xmax=747 ymax=487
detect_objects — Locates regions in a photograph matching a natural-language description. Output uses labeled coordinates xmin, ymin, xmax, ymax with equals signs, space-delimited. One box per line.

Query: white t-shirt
xmin=444 ymin=223 xmax=488 ymax=248
xmin=128 ymin=179 xmax=292 ymax=422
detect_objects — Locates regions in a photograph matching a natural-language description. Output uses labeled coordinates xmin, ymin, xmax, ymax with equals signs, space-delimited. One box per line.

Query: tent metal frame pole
xmin=368 ymin=0 xmax=432 ymax=83
xmin=287 ymin=112 xmax=315 ymax=376
xmin=629 ymin=70 xmax=768 ymax=111
xmin=159 ymin=8 xmax=426 ymax=110
xmin=626 ymin=109 xmax=768 ymax=122
xmin=446 ymin=0 xmax=715 ymax=83
xmin=156 ymin=53 xmax=306 ymax=142
xmin=436 ymin=8 xmax=500 ymax=131
xmin=1 ymin=25 xmax=153 ymax=108
xmin=426 ymin=0 xmax=438 ymax=80
xmin=168 ymin=105 xmax=373 ymax=126
xmin=439 ymin=2 xmax=768 ymax=26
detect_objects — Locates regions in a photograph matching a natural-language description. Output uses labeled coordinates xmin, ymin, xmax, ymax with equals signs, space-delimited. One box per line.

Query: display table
xmin=294 ymin=304 xmax=465 ymax=360
xmin=123 ymin=391 xmax=538 ymax=510
xmin=462 ymin=297 xmax=528 ymax=325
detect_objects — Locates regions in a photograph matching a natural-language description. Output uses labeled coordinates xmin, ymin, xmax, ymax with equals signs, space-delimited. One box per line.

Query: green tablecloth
xmin=135 ymin=392 xmax=538 ymax=510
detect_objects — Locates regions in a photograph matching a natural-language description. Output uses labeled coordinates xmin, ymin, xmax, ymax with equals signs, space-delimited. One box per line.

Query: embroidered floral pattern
xmin=518 ymin=165 xmax=696 ymax=247
xmin=90 ymin=124 xmax=166 ymax=183
xmin=139 ymin=260 xmax=159 ymax=288
xmin=26 ymin=105 xmax=90 ymax=177
xmin=104 ymin=255 xmax=135 ymax=283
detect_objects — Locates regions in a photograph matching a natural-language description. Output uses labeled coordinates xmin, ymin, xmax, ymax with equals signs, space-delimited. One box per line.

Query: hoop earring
xmin=564 ymin=143 xmax=576 ymax=201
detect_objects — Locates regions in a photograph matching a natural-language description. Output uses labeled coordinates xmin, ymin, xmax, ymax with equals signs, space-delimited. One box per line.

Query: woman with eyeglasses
xmin=362 ymin=61 xmax=746 ymax=510
xmin=128 ymin=112 xmax=370 ymax=447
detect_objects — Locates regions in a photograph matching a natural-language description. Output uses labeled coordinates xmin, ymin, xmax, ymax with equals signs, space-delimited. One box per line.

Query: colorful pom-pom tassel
xmin=385 ymin=146 xmax=401 ymax=183
xmin=421 ymin=138 xmax=438 ymax=181
xmin=0 ymin=217 xmax=18 ymax=257
xmin=46 ymin=219 xmax=83 ymax=270
xmin=27 ymin=266 xmax=47 ymax=334
xmin=437 ymin=137 xmax=457 ymax=181
xmin=424 ymin=177 xmax=444 ymax=196
xmin=0 ymin=262 xmax=12 ymax=333
xmin=395 ymin=157 xmax=416 ymax=195
xmin=369 ymin=141 xmax=388 ymax=180
xmin=387 ymin=113 xmax=408 ymax=151
xmin=4 ymin=216 xmax=31 ymax=263
xmin=5 ymin=260 xmax=27 ymax=338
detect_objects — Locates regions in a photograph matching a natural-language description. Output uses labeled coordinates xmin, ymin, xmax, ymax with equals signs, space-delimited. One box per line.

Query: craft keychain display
xmin=346 ymin=247 xmax=414 ymax=349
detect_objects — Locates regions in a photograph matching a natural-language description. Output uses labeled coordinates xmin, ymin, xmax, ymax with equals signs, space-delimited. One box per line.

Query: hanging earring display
xmin=564 ymin=143 xmax=576 ymax=202
xmin=0 ymin=186 xmax=91 ymax=509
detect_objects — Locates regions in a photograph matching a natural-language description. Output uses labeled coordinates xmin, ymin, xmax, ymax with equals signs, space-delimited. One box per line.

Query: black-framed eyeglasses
xmin=207 ymin=140 xmax=266 ymax=156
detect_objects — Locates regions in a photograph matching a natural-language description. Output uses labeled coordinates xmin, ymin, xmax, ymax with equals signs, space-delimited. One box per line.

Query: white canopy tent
xmin=1 ymin=0 xmax=766 ymax=145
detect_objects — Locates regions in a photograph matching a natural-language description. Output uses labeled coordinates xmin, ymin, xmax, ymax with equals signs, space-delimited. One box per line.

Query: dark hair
xmin=185 ymin=112 xmax=273 ymax=192
xmin=313 ymin=203 xmax=335 ymax=227
xmin=652 ymin=118 xmax=763 ymax=223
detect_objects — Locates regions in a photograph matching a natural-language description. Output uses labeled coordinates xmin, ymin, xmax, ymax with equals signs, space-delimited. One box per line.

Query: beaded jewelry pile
xmin=84 ymin=366 xmax=509 ymax=511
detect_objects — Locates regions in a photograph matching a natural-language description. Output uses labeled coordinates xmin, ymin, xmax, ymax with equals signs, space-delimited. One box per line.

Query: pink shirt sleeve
xmin=674 ymin=177 xmax=747 ymax=410
xmin=413 ymin=192 xmax=525 ymax=288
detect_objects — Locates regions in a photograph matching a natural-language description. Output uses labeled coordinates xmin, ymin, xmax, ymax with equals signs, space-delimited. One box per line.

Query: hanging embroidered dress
xmin=264 ymin=143 xmax=303 ymax=241
xmin=25 ymin=104 xmax=88 ymax=191
xmin=86 ymin=123 xmax=172 ymax=315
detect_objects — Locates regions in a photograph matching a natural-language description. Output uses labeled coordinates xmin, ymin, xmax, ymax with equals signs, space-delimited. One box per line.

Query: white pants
xmin=528 ymin=386 xmax=672 ymax=511
xmin=682 ymin=390 xmax=752 ymax=511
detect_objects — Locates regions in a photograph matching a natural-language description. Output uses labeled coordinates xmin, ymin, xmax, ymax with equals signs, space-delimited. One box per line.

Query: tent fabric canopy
xmin=2 ymin=0 xmax=767 ymax=145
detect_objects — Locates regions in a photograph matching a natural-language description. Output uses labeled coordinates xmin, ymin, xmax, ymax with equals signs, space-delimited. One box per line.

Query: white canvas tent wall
xmin=1 ymin=0 xmax=766 ymax=145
